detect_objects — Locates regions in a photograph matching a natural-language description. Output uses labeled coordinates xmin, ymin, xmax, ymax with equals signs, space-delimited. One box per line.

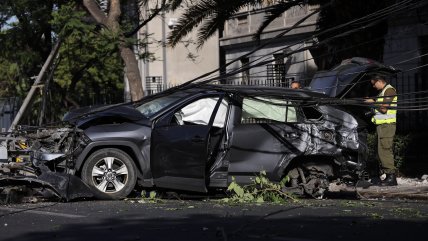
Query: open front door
xmin=151 ymin=95 xmax=226 ymax=192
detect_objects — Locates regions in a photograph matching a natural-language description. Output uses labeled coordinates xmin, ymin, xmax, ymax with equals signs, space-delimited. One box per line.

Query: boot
xmin=370 ymin=176 xmax=382 ymax=186
xmin=381 ymin=173 xmax=398 ymax=186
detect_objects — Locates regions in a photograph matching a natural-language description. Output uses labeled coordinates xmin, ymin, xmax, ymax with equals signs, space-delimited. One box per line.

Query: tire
xmin=81 ymin=148 xmax=137 ymax=200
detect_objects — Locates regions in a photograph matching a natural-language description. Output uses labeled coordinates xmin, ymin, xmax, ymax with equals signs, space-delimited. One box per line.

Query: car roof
xmin=172 ymin=83 xmax=330 ymax=100
xmin=309 ymin=57 xmax=399 ymax=98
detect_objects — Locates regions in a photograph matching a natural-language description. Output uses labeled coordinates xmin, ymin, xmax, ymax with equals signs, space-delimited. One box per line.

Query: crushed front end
xmin=0 ymin=126 xmax=93 ymax=202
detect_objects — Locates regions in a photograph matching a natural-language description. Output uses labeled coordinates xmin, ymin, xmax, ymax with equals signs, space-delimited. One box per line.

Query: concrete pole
xmin=161 ymin=10 xmax=167 ymax=89
xmin=8 ymin=40 xmax=61 ymax=132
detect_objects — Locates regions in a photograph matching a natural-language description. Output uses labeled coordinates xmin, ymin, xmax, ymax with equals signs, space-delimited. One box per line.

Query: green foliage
xmin=223 ymin=171 xmax=298 ymax=204
xmin=136 ymin=33 xmax=158 ymax=62
xmin=170 ymin=0 xmax=392 ymax=69
xmin=367 ymin=132 xmax=378 ymax=162
xmin=0 ymin=0 xmax=59 ymax=97
xmin=0 ymin=59 xmax=20 ymax=96
xmin=47 ymin=3 xmax=124 ymax=120
xmin=393 ymin=134 xmax=410 ymax=169
xmin=0 ymin=1 xmax=125 ymax=124
xmin=138 ymin=190 xmax=163 ymax=203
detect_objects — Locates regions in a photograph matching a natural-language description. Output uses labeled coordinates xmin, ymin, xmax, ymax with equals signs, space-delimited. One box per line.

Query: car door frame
xmin=150 ymin=93 xmax=225 ymax=192
xmin=224 ymin=95 xmax=305 ymax=184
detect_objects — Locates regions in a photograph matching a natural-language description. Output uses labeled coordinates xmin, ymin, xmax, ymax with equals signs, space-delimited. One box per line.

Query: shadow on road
xmin=3 ymin=209 xmax=427 ymax=241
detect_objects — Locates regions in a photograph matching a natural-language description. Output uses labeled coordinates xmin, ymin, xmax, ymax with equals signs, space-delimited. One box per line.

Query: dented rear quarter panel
xmin=225 ymin=102 xmax=362 ymax=184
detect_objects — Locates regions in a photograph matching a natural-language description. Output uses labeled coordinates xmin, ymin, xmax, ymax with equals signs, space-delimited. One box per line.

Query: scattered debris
xmin=327 ymin=177 xmax=428 ymax=200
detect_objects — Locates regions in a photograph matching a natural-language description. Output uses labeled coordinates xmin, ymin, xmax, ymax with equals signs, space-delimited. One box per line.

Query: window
xmin=174 ymin=97 xmax=228 ymax=128
xmin=237 ymin=15 xmax=248 ymax=25
xmin=145 ymin=76 xmax=163 ymax=95
xmin=267 ymin=53 xmax=293 ymax=87
xmin=302 ymin=107 xmax=322 ymax=121
xmin=241 ymin=97 xmax=297 ymax=124
xmin=241 ymin=58 xmax=250 ymax=84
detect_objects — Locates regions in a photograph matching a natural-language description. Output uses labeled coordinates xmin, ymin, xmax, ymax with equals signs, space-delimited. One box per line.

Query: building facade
xmin=219 ymin=4 xmax=319 ymax=87
xmin=382 ymin=4 xmax=428 ymax=132
xmin=138 ymin=1 xmax=219 ymax=95
xmin=381 ymin=4 xmax=428 ymax=171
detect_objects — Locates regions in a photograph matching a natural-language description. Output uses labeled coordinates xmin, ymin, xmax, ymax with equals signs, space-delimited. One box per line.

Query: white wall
xmin=139 ymin=3 xmax=219 ymax=90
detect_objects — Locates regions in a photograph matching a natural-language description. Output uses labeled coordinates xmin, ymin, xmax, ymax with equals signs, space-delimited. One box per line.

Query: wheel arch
xmin=280 ymin=155 xmax=338 ymax=179
xmin=75 ymin=141 xmax=147 ymax=179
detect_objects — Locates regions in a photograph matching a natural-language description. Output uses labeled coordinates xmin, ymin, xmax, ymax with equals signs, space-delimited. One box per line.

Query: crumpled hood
xmin=62 ymin=102 xmax=147 ymax=127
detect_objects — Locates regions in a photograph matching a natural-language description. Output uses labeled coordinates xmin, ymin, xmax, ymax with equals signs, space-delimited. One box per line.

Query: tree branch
xmin=108 ymin=0 xmax=121 ymax=30
xmin=124 ymin=0 xmax=167 ymax=37
xmin=82 ymin=0 xmax=108 ymax=27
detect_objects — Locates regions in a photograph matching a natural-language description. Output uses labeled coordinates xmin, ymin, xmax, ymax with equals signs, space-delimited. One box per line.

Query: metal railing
xmin=0 ymin=97 xmax=21 ymax=132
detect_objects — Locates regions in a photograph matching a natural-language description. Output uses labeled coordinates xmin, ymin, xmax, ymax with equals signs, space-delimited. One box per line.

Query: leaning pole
xmin=8 ymin=40 xmax=61 ymax=132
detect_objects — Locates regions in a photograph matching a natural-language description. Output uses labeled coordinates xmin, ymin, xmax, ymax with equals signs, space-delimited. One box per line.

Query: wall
xmin=220 ymin=4 xmax=319 ymax=86
xmin=383 ymin=4 xmax=428 ymax=133
xmin=139 ymin=1 xmax=219 ymax=94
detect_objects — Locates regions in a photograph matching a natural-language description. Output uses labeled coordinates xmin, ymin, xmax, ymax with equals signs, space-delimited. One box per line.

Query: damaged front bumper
xmin=0 ymin=159 xmax=94 ymax=202
xmin=0 ymin=127 xmax=94 ymax=202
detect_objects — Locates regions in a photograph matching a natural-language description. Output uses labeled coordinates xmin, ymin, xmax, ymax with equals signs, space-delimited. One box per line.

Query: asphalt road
xmin=0 ymin=198 xmax=427 ymax=241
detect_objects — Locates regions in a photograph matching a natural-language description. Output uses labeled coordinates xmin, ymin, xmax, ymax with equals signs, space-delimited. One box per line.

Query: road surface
xmin=0 ymin=198 xmax=427 ymax=241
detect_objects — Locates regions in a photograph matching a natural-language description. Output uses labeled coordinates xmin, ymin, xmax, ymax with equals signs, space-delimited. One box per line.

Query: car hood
xmin=63 ymin=103 xmax=147 ymax=127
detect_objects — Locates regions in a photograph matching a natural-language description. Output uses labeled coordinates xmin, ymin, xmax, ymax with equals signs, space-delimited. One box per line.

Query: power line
xmin=145 ymin=0 xmax=428 ymax=112
xmin=220 ymin=17 xmax=425 ymax=85
xmin=191 ymin=0 xmax=425 ymax=85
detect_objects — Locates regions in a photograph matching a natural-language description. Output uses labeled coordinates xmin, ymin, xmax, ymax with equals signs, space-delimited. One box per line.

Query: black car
xmin=6 ymin=84 xmax=368 ymax=200
xmin=309 ymin=57 xmax=399 ymax=128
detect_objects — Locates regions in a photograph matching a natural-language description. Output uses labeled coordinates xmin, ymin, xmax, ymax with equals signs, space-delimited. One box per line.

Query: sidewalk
xmin=329 ymin=177 xmax=428 ymax=200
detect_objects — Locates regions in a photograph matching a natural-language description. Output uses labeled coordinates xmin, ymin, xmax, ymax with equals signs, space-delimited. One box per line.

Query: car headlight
xmin=80 ymin=133 xmax=92 ymax=144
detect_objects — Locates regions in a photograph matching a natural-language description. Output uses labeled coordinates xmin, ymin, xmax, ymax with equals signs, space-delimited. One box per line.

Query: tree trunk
xmin=82 ymin=0 xmax=144 ymax=101
xmin=120 ymin=45 xmax=144 ymax=100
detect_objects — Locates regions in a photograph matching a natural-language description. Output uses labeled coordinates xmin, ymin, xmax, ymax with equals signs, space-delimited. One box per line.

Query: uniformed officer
xmin=365 ymin=74 xmax=398 ymax=186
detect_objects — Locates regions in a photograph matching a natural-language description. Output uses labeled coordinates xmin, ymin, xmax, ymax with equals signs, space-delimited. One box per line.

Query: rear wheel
xmin=82 ymin=148 xmax=137 ymax=200
xmin=284 ymin=163 xmax=332 ymax=199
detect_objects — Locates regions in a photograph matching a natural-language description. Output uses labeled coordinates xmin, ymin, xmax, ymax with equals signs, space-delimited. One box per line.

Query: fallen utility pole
xmin=8 ymin=40 xmax=61 ymax=132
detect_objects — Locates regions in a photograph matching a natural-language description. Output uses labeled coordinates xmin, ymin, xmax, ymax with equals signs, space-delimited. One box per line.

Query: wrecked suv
xmin=1 ymin=84 xmax=368 ymax=200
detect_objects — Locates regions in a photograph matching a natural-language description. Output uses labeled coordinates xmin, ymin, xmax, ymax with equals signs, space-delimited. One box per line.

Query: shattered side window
xmin=241 ymin=97 xmax=297 ymax=124
xmin=302 ymin=107 xmax=323 ymax=121
xmin=174 ymin=97 xmax=227 ymax=128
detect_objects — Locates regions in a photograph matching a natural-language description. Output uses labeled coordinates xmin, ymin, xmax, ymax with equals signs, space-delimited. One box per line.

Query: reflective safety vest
xmin=371 ymin=84 xmax=397 ymax=125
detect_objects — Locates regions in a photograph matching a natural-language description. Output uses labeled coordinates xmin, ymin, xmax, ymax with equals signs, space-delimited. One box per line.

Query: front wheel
xmin=81 ymin=148 xmax=137 ymax=200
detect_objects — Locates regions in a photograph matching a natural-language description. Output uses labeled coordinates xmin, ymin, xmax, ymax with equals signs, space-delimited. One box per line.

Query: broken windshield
xmin=136 ymin=92 xmax=187 ymax=118
xmin=310 ymin=62 xmax=367 ymax=97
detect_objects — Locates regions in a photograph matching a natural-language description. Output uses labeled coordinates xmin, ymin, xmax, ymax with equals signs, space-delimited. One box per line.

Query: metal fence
xmin=145 ymin=76 xmax=164 ymax=95
xmin=391 ymin=72 xmax=428 ymax=133
xmin=389 ymin=71 xmax=428 ymax=175
xmin=0 ymin=97 xmax=21 ymax=132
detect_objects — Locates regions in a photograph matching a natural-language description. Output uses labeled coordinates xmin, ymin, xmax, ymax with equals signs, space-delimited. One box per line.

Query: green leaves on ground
xmin=138 ymin=190 xmax=162 ymax=203
xmin=223 ymin=171 xmax=298 ymax=204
